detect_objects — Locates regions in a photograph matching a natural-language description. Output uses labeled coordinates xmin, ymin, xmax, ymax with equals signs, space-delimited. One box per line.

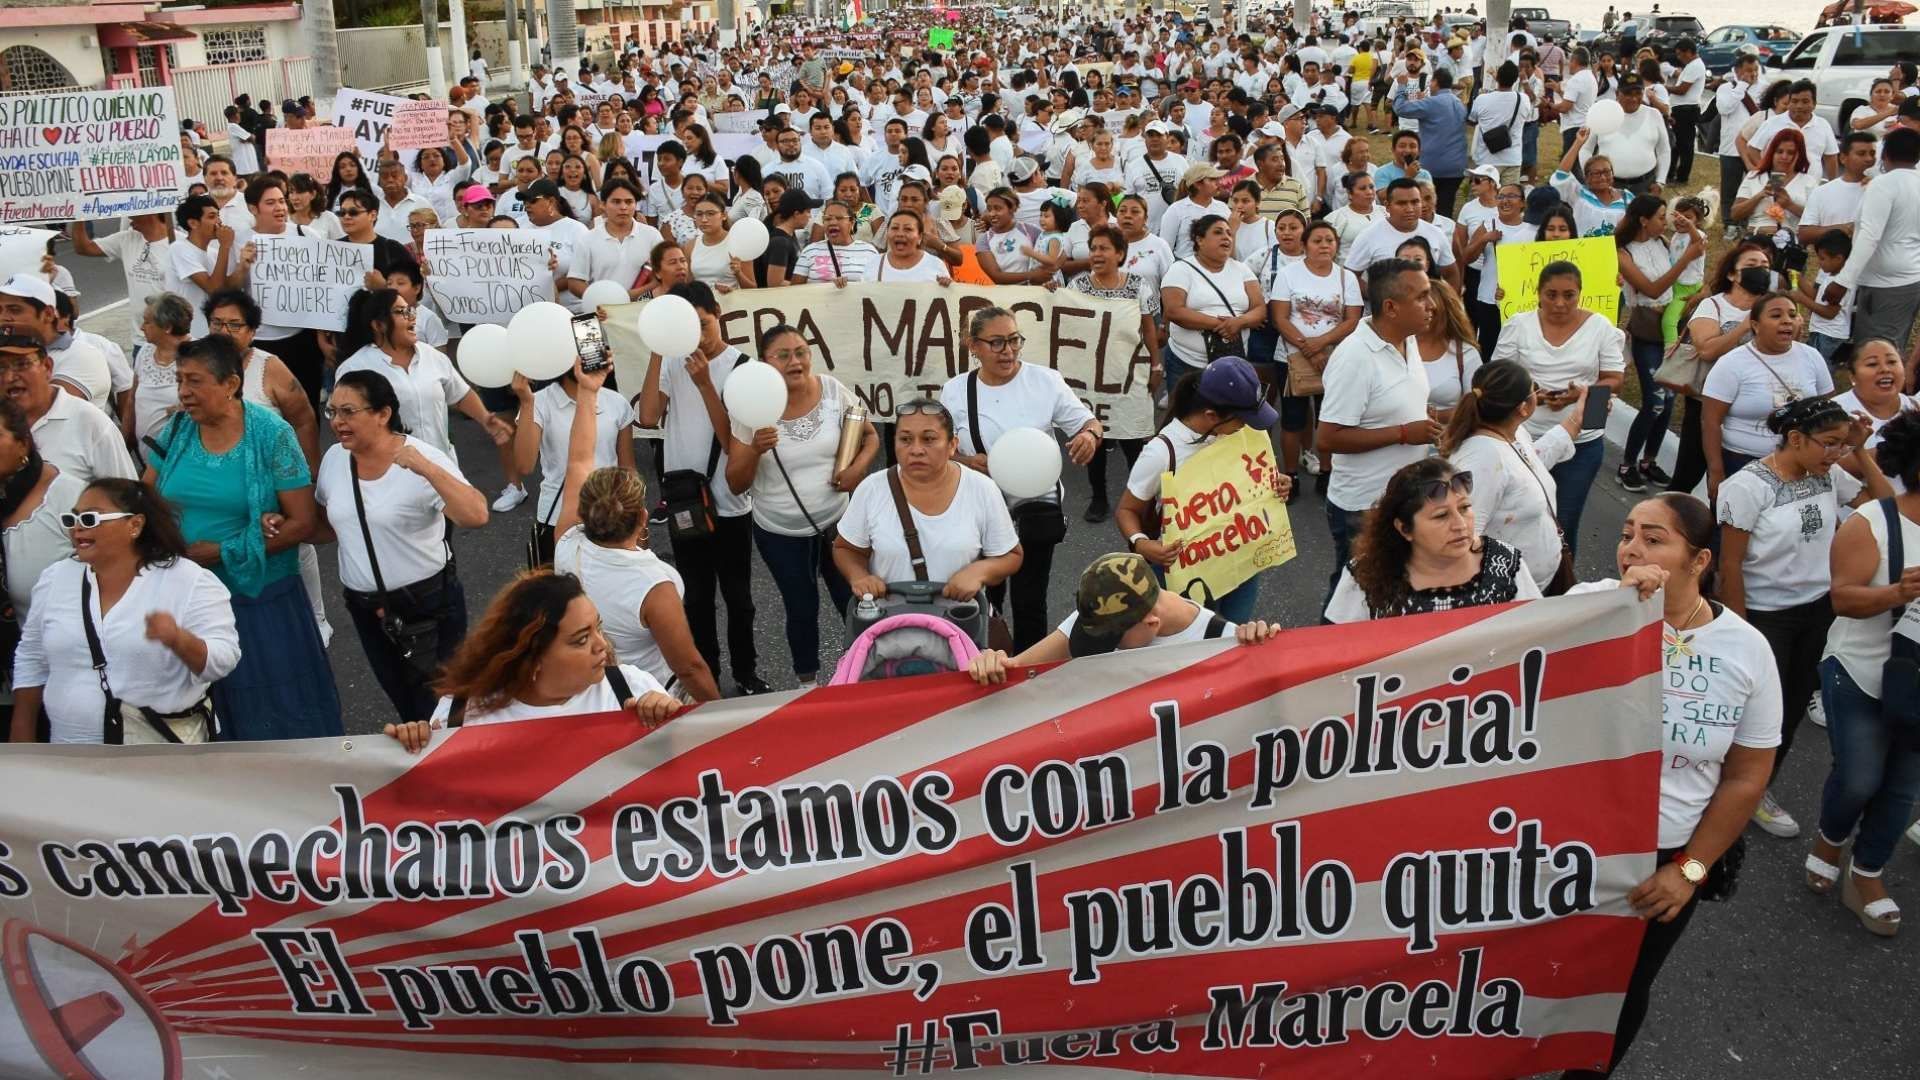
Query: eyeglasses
xmin=764 ymin=346 xmax=810 ymax=363
xmin=896 ymin=401 xmax=950 ymax=418
xmin=0 ymin=355 xmax=41 ymax=373
xmin=323 ymin=404 xmax=371 ymax=420
xmin=389 ymin=306 xmax=417 ymax=320
xmin=976 ymin=333 xmax=1026 ymax=354
xmin=60 ymin=510 xmax=135 ymax=529
xmin=207 ymin=318 xmax=250 ymax=333
xmin=1418 ymin=471 xmax=1474 ymax=504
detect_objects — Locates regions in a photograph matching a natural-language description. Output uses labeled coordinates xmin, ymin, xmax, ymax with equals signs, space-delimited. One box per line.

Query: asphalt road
xmin=64 ymin=242 xmax=1919 ymax=1080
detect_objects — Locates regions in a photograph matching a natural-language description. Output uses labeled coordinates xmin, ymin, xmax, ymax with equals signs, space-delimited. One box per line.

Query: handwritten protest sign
xmin=389 ymin=101 xmax=449 ymax=152
xmin=606 ymin=282 xmax=1155 ymax=437
xmin=420 ymin=228 xmax=555 ymax=325
xmin=0 ymin=227 xmax=54 ymax=279
xmin=245 ymin=234 xmax=372 ymax=332
xmin=1495 ymin=236 xmax=1620 ymax=325
xmin=1159 ymin=426 xmax=1296 ymax=601
xmin=264 ymin=126 xmax=356 ymax=179
xmin=332 ymin=88 xmax=409 ymax=167
xmin=0 ymin=88 xmax=183 ymax=223
xmin=0 ymin=591 xmax=1663 ymax=1078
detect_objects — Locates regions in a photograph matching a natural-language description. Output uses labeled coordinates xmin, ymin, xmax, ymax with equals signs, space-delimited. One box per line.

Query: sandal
xmin=1805 ymin=851 xmax=1842 ymax=896
xmin=1841 ymin=856 xmax=1902 ymax=937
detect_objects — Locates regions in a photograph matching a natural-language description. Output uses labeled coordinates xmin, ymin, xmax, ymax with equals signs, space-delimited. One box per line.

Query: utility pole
xmin=449 ymin=0 xmax=470 ymax=89
xmin=503 ymin=0 xmax=525 ymax=90
xmin=421 ymin=0 xmax=447 ymax=98
xmin=302 ymin=0 xmax=341 ymax=119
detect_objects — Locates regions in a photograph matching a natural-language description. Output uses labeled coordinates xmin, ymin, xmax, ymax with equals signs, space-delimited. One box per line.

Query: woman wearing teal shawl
xmin=145 ymin=335 xmax=340 ymax=739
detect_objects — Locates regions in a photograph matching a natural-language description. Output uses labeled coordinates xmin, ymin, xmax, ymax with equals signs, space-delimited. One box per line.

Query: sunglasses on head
xmin=896 ymin=401 xmax=950 ymax=418
xmin=1418 ymin=471 xmax=1474 ymax=504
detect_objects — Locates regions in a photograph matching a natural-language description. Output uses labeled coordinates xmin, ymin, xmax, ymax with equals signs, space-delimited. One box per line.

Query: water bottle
xmin=854 ymin=593 xmax=882 ymax=623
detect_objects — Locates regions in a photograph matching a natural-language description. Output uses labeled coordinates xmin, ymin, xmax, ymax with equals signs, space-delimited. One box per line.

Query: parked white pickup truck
xmin=1767 ymin=23 xmax=1920 ymax=133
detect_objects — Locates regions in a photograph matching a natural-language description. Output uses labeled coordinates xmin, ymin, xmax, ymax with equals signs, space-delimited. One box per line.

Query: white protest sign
xmin=0 ymin=227 xmax=55 ymax=279
xmin=0 ymin=88 xmax=184 ymax=223
xmin=390 ymin=101 xmax=448 ymax=152
xmin=245 ymin=233 xmax=372 ymax=332
xmin=420 ymin=228 xmax=555 ymax=325
xmin=332 ymin=88 xmax=409 ymax=167
xmin=710 ymin=112 xmax=760 ymax=134
xmin=1099 ymin=108 xmax=1142 ymax=134
xmin=605 ymin=283 xmax=1155 ymax=437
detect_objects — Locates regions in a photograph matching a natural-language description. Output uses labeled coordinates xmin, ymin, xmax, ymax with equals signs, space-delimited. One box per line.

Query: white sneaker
xmin=1808 ymin=692 xmax=1826 ymax=729
xmin=1302 ymin=448 xmax=1323 ymax=475
xmin=1907 ymin=818 xmax=1920 ymax=846
xmin=491 ymin=483 xmax=528 ymax=512
xmin=1752 ymin=789 xmax=1801 ymax=838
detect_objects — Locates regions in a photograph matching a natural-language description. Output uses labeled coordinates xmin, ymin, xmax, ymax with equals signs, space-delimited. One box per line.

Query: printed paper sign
xmin=245 ymin=234 xmax=372 ymax=332
xmin=0 ymin=226 xmax=55 ymax=279
xmin=420 ymin=228 xmax=555 ymax=325
xmin=1099 ymin=108 xmax=1143 ymax=134
xmin=710 ymin=111 xmax=761 ymax=134
xmin=332 ymin=88 xmax=410 ymax=167
xmin=0 ymin=88 xmax=184 ymax=223
xmin=1495 ymin=235 xmax=1621 ymax=325
xmin=1159 ymin=426 xmax=1297 ymax=602
xmin=389 ymin=101 xmax=450 ymax=153
xmin=0 ymin=591 xmax=1663 ymax=1077
xmin=607 ymin=282 xmax=1155 ymax=438
xmin=264 ymin=126 xmax=357 ymax=179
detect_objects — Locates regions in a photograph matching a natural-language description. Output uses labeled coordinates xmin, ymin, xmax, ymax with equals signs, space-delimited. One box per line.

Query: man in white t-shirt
xmin=67 ymin=214 xmax=171 ymax=349
xmin=965 ymin=553 xmax=1277 ymax=680
xmin=1747 ymin=81 xmax=1840 ymax=179
xmin=1799 ymin=133 xmax=1880 ymax=247
xmin=1316 ymin=260 xmax=1439 ymax=590
xmin=1343 ymin=177 xmax=1458 ymax=288
xmin=1553 ymin=47 xmax=1599 ymax=157
xmin=1667 ymin=38 xmax=1709 ymax=185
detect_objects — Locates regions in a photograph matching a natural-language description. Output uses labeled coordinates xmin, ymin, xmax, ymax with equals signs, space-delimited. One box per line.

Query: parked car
xmin=1699 ymin=25 xmax=1802 ymax=73
xmin=1512 ymin=7 xmax=1574 ymax=43
xmin=1592 ymin=14 xmax=1707 ymax=58
xmin=1768 ymin=23 xmax=1920 ymax=133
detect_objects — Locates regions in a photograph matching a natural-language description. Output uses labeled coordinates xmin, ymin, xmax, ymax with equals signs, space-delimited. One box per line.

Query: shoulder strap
xmin=966 ymin=370 xmax=988 ymax=457
xmin=885 ymin=467 xmax=931 ymax=582
xmin=1180 ymin=258 xmax=1238 ymax=311
xmin=1454 ymin=339 xmax=1465 ymax=385
xmin=1507 ymin=91 xmax=1523 ymax=127
xmin=604 ymin=663 xmax=634 ymax=703
xmin=1202 ymin=612 xmax=1229 ymax=639
xmin=1886 ymin=498 xmax=1907 ymax=624
xmin=80 ymin=572 xmax=121 ymax=744
xmin=349 ymin=456 xmax=393 ymax=602
xmin=1158 ymin=433 xmax=1178 ymax=475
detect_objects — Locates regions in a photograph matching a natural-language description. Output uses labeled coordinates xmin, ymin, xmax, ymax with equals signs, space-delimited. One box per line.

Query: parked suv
xmin=1768 ymin=24 xmax=1920 ymax=134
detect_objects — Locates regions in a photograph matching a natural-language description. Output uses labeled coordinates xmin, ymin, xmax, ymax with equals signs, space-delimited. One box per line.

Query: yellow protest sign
xmin=1494 ymin=236 xmax=1620 ymax=325
xmin=1160 ymin=427 xmax=1295 ymax=602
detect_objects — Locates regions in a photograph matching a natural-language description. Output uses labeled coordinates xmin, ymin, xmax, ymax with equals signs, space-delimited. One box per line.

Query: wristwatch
xmin=1672 ymin=852 xmax=1707 ymax=884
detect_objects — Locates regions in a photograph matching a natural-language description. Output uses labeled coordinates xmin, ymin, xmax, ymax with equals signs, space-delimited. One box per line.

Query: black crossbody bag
xmin=351 ymin=457 xmax=448 ymax=678
xmin=1481 ymin=91 xmax=1523 ymax=153
xmin=968 ymin=371 xmax=1068 ymax=547
xmin=661 ymin=438 xmax=724 ymax=543
xmin=1178 ymin=259 xmax=1246 ymax=363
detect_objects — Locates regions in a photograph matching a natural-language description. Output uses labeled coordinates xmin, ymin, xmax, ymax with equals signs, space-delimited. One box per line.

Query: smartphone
xmin=1581 ymin=385 xmax=1613 ymax=432
xmin=1768 ymin=170 xmax=1785 ymax=190
xmin=571 ymin=313 xmax=610 ymax=373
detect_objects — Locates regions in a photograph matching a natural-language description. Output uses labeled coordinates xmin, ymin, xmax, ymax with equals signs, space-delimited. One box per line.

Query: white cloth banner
xmin=605 ymin=282 xmax=1154 ymax=437
xmin=0 ymin=88 xmax=184 ymax=223
xmin=420 ymin=228 xmax=556 ymax=325
xmin=245 ymin=234 xmax=372 ymax=332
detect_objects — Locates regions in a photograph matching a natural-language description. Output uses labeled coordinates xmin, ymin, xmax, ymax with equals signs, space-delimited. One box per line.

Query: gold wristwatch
xmin=1673 ymin=852 xmax=1707 ymax=884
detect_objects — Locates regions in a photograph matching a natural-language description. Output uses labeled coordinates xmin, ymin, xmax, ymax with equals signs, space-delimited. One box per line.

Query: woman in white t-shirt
xmin=1813 ymin=409 xmax=1920 ymax=936
xmin=1441 ymin=360 xmax=1581 ymax=591
xmin=1616 ymin=194 xmax=1706 ymax=493
xmin=311 ymin=370 xmax=490 ymax=725
xmin=1732 ymin=127 xmax=1817 ymax=237
xmin=384 ymin=571 xmax=682 ymax=751
xmin=1718 ymin=397 xmax=1889 ymax=842
xmin=684 ymin=192 xmax=737 ymax=291
xmin=1416 ymin=279 xmax=1482 ymax=419
xmin=1160 ymin=214 xmax=1266 ymax=382
xmin=1115 ymin=194 xmax=1176 ymax=295
xmin=1459 ymin=182 xmax=1533 ymax=355
xmin=1567 ymin=492 xmax=1777 ymax=1076
xmin=1702 ymin=291 xmax=1835 ymax=502
xmin=1270 ymin=221 xmax=1364 ymax=488
xmin=1832 ymin=341 xmax=1917 ymax=488
xmin=793 ymin=200 xmax=880 ymax=284
xmin=833 ymin=401 xmax=1022 ymax=603
xmin=546 ymin=363 xmax=717 ymax=702
xmin=1488 ymin=260 xmax=1625 ymax=549
xmin=864 ymin=210 xmax=954 ymax=283
xmin=726 ymin=327 xmax=878 ymax=687
xmin=1669 ymin=242 xmax=1775 ymax=496
xmin=509 ymin=358 xmax=636 ymax=558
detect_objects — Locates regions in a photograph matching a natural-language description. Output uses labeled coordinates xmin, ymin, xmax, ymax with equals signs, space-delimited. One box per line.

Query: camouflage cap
xmin=1067 ymin=553 xmax=1161 ymax=658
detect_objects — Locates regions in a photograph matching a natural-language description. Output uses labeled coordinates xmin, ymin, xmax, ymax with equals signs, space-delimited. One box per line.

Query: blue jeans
xmin=1325 ymin=500 xmax=1368 ymax=603
xmin=1623 ymin=335 xmax=1673 ymax=467
xmin=753 ymin=524 xmax=851 ymax=681
xmin=1163 ymin=346 xmax=1199 ymax=393
xmin=1808 ymin=331 xmax=1847 ymax=364
xmin=1522 ymin=121 xmax=1541 ymax=169
xmin=1817 ymin=658 xmax=1920 ymax=873
xmin=1548 ymin=436 xmax=1605 ymax=554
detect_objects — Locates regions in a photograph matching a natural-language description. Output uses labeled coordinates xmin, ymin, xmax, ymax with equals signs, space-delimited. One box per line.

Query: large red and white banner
xmin=0 ymin=591 xmax=1662 ymax=1078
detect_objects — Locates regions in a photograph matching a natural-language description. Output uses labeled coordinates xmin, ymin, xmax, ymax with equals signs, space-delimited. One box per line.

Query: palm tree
xmin=302 ymin=0 xmax=341 ymax=118
xmin=422 ymin=0 xmax=447 ymax=98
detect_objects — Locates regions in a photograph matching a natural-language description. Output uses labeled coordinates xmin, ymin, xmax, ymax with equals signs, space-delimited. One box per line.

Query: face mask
xmin=1738 ymin=267 xmax=1773 ymax=295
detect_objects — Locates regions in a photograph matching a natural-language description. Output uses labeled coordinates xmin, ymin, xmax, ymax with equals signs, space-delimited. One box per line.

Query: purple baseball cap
xmin=1197 ymin=355 xmax=1278 ymax=431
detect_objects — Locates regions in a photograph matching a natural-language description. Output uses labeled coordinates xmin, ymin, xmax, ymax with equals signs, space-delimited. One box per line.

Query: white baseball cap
xmin=0 ymin=273 xmax=55 ymax=308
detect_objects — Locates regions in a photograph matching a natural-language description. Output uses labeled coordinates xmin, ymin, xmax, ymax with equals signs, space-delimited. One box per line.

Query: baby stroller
xmin=829 ymin=580 xmax=983 ymax=680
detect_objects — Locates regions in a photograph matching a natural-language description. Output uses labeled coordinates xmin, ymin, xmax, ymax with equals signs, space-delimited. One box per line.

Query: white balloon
xmin=727 ymin=217 xmax=771 ymax=261
xmin=722 ymin=360 xmax=788 ymax=430
xmin=507 ymin=301 xmax=577 ymax=380
xmin=456 ymin=324 xmax=514 ymax=388
xmin=579 ymin=280 xmax=628 ymax=311
xmin=637 ymin=294 xmax=702 ymax=357
xmin=1585 ymin=99 xmax=1625 ymax=138
xmin=987 ymin=427 xmax=1063 ymax=500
